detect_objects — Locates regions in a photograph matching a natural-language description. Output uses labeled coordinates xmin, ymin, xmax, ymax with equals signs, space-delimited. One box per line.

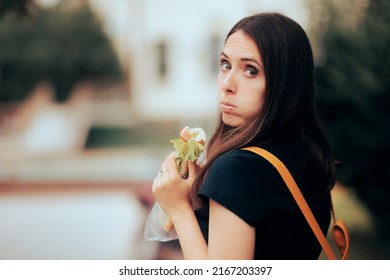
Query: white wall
xmin=90 ymin=0 xmax=308 ymax=125
xmin=127 ymin=0 xmax=254 ymax=123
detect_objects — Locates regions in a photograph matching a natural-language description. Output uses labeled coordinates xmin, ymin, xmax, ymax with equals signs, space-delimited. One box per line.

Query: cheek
xmin=245 ymin=97 xmax=264 ymax=120
xmin=254 ymin=81 xmax=266 ymax=111
xmin=244 ymin=86 xmax=265 ymax=115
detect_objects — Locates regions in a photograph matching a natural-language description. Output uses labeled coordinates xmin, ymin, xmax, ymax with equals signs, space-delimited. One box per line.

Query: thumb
xmin=187 ymin=160 xmax=199 ymax=184
xmin=188 ymin=160 xmax=197 ymax=174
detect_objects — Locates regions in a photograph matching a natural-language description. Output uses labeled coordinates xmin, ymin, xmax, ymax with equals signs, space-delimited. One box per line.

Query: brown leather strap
xmin=242 ymin=146 xmax=337 ymax=260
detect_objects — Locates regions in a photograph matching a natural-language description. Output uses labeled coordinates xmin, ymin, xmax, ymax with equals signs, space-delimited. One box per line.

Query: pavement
xmin=0 ymin=147 xmax=166 ymax=260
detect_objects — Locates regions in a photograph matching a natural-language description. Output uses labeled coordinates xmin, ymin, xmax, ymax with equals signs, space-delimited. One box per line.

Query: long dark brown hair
xmin=191 ymin=12 xmax=336 ymax=208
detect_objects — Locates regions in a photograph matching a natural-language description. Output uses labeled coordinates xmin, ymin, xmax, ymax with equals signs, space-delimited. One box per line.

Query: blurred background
xmin=0 ymin=0 xmax=388 ymax=260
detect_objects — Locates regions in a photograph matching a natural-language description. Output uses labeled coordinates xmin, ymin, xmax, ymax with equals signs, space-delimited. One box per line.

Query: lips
xmin=220 ymin=102 xmax=236 ymax=113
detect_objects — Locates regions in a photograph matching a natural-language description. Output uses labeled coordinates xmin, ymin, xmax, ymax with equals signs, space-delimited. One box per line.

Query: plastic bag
xmin=144 ymin=202 xmax=178 ymax=242
xmin=144 ymin=126 xmax=206 ymax=242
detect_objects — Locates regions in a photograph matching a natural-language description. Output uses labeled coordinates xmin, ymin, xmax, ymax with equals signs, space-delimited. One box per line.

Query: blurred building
xmin=89 ymin=0 xmax=308 ymax=126
xmin=0 ymin=0 xmax=309 ymax=155
xmin=28 ymin=0 xmax=309 ymax=137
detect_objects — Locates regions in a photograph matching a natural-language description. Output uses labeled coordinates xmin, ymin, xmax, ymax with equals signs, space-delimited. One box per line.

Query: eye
xmin=244 ymin=66 xmax=258 ymax=77
xmin=219 ymin=60 xmax=231 ymax=71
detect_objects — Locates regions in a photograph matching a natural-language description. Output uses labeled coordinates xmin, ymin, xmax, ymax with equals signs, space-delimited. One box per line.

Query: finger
xmin=160 ymin=151 xmax=173 ymax=169
xmin=187 ymin=160 xmax=198 ymax=185
xmin=164 ymin=151 xmax=179 ymax=177
xmin=187 ymin=160 xmax=197 ymax=175
xmin=152 ymin=176 xmax=159 ymax=193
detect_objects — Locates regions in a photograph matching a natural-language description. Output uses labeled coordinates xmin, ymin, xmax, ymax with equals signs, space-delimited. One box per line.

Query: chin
xmin=222 ymin=115 xmax=244 ymax=127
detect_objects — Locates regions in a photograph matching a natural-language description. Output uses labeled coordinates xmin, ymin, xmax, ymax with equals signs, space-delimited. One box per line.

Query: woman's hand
xmin=152 ymin=152 xmax=198 ymax=218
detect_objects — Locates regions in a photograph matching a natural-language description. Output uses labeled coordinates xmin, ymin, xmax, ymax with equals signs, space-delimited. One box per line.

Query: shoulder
xmin=210 ymin=148 xmax=272 ymax=175
xmin=199 ymin=148 xmax=281 ymax=225
xmin=201 ymin=147 xmax=281 ymax=197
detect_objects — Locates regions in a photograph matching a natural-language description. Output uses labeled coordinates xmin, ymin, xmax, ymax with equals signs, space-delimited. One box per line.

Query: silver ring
xmin=159 ymin=169 xmax=167 ymax=175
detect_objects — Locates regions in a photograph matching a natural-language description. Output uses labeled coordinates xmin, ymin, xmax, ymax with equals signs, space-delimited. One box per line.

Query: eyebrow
xmin=220 ymin=51 xmax=263 ymax=68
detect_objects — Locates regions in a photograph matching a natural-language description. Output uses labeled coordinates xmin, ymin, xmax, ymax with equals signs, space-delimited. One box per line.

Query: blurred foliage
xmin=85 ymin=122 xmax=182 ymax=149
xmin=0 ymin=1 xmax=123 ymax=102
xmin=0 ymin=0 xmax=37 ymax=16
xmin=313 ymin=0 xmax=390 ymax=234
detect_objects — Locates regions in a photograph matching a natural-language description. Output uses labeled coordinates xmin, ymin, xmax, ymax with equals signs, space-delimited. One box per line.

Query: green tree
xmin=314 ymin=0 xmax=390 ymax=235
xmin=0 ymin=0 xmax=36 ymax=17
xmin=0 ymin=1 xmax=123 ymax=102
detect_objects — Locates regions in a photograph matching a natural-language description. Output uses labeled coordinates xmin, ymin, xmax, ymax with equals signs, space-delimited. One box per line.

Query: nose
xmin=219 ymin=70 xmax=237 ymax=95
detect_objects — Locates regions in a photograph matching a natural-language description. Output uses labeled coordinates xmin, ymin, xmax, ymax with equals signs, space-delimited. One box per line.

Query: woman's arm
xmin=170 ymin=198 xmax=255 ymax=259
xmin=208 ymin=199 xmax=255 ymax=259
xmin=153 ymin=152 xmax=255 ymax=259
xmin=153 ymin=152 xmax=208 ymax=259
xmin=169 ymin=204 xmax=208 ymax=259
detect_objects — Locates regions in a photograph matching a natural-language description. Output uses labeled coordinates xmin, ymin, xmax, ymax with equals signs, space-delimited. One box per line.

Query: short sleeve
xmin=198 ymin=149 xmax=277 ymax=226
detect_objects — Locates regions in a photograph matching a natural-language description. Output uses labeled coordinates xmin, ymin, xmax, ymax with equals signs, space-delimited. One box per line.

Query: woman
xmin=152 ymin=12 xmax=336 ymax=260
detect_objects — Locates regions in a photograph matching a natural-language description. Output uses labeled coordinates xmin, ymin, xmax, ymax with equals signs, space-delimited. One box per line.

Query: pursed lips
xmin=220 ymin=101 xmax=236 ymax=113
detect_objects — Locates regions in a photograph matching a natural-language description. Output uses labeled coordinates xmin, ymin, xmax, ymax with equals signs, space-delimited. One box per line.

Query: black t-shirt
xmin=196 ymin=140 xmax=331 ymax=260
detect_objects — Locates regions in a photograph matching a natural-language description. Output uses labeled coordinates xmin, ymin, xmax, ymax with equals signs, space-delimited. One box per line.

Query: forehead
xmin=223 ymin=30 xmax=260 ymax=59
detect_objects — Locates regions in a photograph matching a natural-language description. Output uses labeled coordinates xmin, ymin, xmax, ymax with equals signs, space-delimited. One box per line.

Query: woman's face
xmin=218 ymin=30 xmax=266 ymax=127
